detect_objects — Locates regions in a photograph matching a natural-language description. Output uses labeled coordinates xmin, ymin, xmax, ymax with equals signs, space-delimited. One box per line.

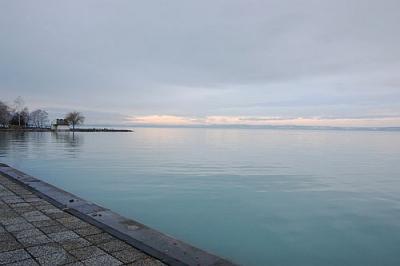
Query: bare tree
xmin=29 ymin=110 xmax=40 ymax=128
xmin=30 ymin=109 xmax=49 ymax=128
xmin=13 ymin=96 xmax=25 ymax=127
xmin=65 ymin=111 xmax=85 ymax=131
xmin=21 ymin=107 xmax=30 ymax=127
xmin=0 ymin=101 xmax=11 ymax=127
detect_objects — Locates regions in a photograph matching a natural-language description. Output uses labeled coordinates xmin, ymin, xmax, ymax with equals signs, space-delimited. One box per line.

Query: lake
xmin=1 ymin=128 xmax=400 ymax=266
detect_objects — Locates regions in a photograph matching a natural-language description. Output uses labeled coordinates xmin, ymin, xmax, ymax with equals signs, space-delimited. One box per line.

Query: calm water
xmin=1 ymin=128 xmax=400 ymax=265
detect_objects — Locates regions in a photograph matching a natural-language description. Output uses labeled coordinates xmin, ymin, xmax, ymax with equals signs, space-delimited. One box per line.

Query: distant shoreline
xmin=2 ymin=125 xmax=400 ymax=132
xmin=0 ymin=128 xmax=133 ymax=132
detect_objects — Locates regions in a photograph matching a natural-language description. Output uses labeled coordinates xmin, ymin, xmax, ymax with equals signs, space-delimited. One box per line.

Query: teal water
xmin=1 ymin=128 xmax=400 ymax=265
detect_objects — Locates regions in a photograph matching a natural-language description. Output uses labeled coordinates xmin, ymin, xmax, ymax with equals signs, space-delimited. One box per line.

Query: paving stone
xmin=49 ymin=212 xmax=73 ymax=219
xmin=13 ymin=205 xmax=36 ymax=211
xmin=18 ymin=192 xmax=34 ymax=197
xmin=112 ymin=248 xmax=148 ymax=264
xmin=69 ymin=245 xmax=106 ymax=260
xmin=36 ymin=251 xmax=77 ymax=265
xmin=81 ymin=254 xmax=123 ymax=266
xmin=30 ymin=200 xmax=51 ymax=206
xmin=2 ymin=196 xmax=24 ymax=204
xmin=42 ymin=208 xmax=63 ymax=214
xmin=10 ymin=202 xmax=31 ymax=208
xmin=0 ymin=209 xmax=18 ymax=216
xmin=22 ymin=211 xmax=50 ymax=222
xmin=74 ymin=226 xmax=102 ymax=237
xmin=0 ymin=187 xmax=13 ymax=192
xmin=40 ymin=224 xmax=69 ymax=234
xmin=0 ymin=215 xmax=19 ymax=224
xmin=27 ymin=242 xmax=65 ymax=257
xmin=57 ymin=217 xmax=81 ymax=224
xmin=0 ymin=249 xmax=31 ymax=264
xmin=14 ymin=206 xmax=38 ymax=214
xmin=47 ymin=211 xmax=72 ymax=220
xmin=0 ymin=198 xmax=11 ymax=204
xmin=6 ymin=188 xmax=22 ymax=193
xmin=26 ymin=215 xmax=51 ymax=222
xmin=0 ymin=213 xmax=17 ymax=221
xmin=0 ymin=239 xmax=22 ymax=252
xmin=42 ymin=206 xmax=64 ymax=214
xmin=13 ymin=228 xmax=44 ymax=239
xmin=23 ymin=196 xmax=43 ymax=203
xmin=65 ymin=262 xmax=84 ymax=266
xmin=5 ymin=221 xmax=35 ymax=232
xmin=7 ymin=258 xmax=40 ymax=266
xmin=0 ymin=217 xmax=26 ymax=225
xmin=9 ymin=186 xmax=25 ymax=193
xmin=32 ymin=219 xmax=60 ymax=228
xmin=0 ymin=199 xmax=9 ymax=205
xmin=12 ymin=191 xmax=32 ymax=196
xmin=35 ymin=203 xmax=58 ymax=211
xmin=0 ymin=232 xmax=16 ymax=242
xmin=57 ymin=217 xmax=89 ymax=229
xmin=3 ymin=198 xmax=25 ymax=204
xmin=22 ymin=210 xmax=44 ymax=217
xmin=0 ymin=203 xmax=13 ymax=210
xmin=98 ymin=239 xmax=132 ymax=253
xmin=13 ymin=194 xmax=35 ymax=204
xmin=126 ymin=258 xmax=166 ymax=266
xmin=48 ymin=230 xmax=80 ymax=242
xmin=61 ymin=237 xmax=91 ymax=251
xmin=0 ymin=191 xmax=14 ymax=197
xmin=19 ymin=234 xmax=53 ymax=247
xmin=85 ymin=232 xmax=115 ymax=245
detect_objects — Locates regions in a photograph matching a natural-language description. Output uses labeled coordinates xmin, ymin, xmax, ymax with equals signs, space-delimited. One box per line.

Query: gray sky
xmin=1 ymin=0 xmax=399 ymax=126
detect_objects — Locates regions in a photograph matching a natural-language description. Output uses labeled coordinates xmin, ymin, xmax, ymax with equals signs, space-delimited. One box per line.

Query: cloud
xmin=0 ymin=0 xmax=399 ymax=126
xmin=126 ymin=115 xmax=400 ymax=127
xmin=128 ymin=115 xmax=198 ymax=125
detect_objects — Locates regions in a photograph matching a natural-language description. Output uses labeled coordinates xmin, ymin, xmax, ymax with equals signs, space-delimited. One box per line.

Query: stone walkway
xmin=0 ymin=173 xmax=166 ymax=266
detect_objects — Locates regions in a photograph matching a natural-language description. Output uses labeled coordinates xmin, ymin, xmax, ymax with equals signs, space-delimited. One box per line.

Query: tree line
xmin=0 ymin=97 xmax=85 ymax=130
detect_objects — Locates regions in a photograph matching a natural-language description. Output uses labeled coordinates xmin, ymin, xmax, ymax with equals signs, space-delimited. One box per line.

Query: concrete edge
xmin=0 ymin=163 xmax=236 ymax=266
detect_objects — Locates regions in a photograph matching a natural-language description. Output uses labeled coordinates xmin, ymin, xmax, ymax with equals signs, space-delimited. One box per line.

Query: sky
xmin=1 ymin=0 xmax=399 ymax=127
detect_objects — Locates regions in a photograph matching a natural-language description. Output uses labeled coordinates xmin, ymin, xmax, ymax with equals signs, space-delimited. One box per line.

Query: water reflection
xmin=0 ymin=131 xmax=30 ymax=156
xmin=0 ymin=132 xmax=11 ymax=155
xmin=0 ymin=131 xmax=84 ymax=158
xmin=51 ymin=132 xmax=84 ymax=158
xmin=51 ymin=132 xmax=83 ymax=148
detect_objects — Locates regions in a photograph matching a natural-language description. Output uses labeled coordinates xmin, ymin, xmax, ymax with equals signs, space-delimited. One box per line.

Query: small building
xmin=51 ymin=119 xmax=70 ymax=131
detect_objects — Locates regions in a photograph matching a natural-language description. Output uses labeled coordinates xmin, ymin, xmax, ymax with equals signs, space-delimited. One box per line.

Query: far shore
xmin=0 ymin=127 xmax=133 ymax=132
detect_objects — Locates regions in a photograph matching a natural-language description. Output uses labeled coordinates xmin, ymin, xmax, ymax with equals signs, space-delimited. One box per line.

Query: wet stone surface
xmin=0 ymin=174 xmax=166 ymax=266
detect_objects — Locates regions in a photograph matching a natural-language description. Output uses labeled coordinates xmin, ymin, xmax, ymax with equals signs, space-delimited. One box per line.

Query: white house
xmin=51 ymin=119 xmax=70 ymax=131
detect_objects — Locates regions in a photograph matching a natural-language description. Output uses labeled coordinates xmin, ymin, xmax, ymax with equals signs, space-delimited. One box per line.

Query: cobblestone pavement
xmin=0 ymin=174 xmax=166 ymax=266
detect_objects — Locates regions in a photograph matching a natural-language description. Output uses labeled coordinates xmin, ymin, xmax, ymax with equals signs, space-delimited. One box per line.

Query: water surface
xmin=1 ymin=128 xmax=400 ymax=265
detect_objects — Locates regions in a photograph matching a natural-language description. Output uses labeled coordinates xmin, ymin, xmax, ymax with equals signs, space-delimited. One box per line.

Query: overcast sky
xmin=1 ymin=0 xmax=399 ymax=126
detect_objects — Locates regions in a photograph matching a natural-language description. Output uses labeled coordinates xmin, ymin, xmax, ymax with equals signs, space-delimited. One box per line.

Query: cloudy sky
xmin=1 ymin=0 xmax=399 ymax=126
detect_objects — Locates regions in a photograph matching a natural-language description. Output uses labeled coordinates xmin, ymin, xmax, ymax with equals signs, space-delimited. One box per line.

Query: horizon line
xmin=82 ymin=123 xmax=400 ymax=131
